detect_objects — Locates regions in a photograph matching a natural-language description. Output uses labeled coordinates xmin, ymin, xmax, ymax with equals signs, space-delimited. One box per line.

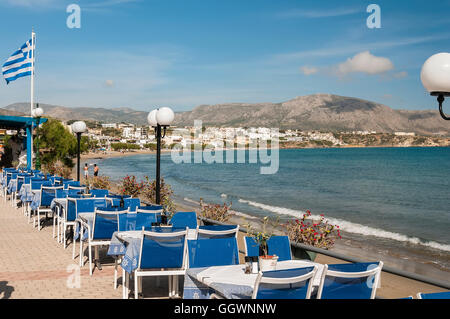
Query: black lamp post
xmin=147 ymin=107 xmax=174 ymax=204
xmin=32 ymin=105 xmax=44 ymax=170
xmin=421 ymin=53 xmax=450 ymax=120
xmin=71 ymin=121 xmax=87 ymax=181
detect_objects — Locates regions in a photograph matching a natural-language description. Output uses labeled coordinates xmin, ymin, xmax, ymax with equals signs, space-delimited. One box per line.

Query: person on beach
xmin=94 ymin=164 xmax=99 ymax=177
xmin=84 ymin=163 xmax=89 ymax=178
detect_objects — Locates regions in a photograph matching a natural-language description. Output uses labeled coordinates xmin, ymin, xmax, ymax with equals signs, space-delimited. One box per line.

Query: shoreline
xmin=80 ymin=144 xmax=449 ymax=160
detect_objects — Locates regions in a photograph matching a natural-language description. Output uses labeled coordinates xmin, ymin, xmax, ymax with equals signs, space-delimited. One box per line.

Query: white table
xmin=184 ymin=260 xmax=324 ymax=299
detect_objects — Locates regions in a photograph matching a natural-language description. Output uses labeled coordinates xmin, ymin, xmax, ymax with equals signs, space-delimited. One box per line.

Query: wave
xmin=238 ymin=199 xmax=450 ymax=253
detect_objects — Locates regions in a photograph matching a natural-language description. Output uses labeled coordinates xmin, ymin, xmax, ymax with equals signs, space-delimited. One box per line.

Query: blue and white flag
xmin=2 ymin=38 xmax=34 ymax=84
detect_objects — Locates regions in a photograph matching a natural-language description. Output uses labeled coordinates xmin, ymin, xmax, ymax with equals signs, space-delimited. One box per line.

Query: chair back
xmin=90 ymin=188 xmax=109 ymax=197
xmin=187 ymin=236 xmax=239 ymax=268
xmin=196 ymin=225 xmax=239 ymax=239
xmin=63 ymin=180 xmax=80 ymax=190
xmin=68 ymin=185 xmax=86 ymax=193
xmin=31 ymin=179 xmax=44 ymax=190
xmin=66 ymin=198 xmax=107 ymax=221
xmin=92 ymin=209 xmax=126 ymax=240
xmin=138 ymin=229 xmax=188 ymax=270
xmin=118 ymin=211 xmax=158 ymax=231
xmin=123 ymin=198 xmax=141 ymax=212
xmin=40 ymin=186 xmax=63 ymax=207
xmin=55 ymin=189 xmax=69 ymax=198
xmin=244 ymin=236 xmax=292 ymax=261
xmin=317 ymin=262 xmax=383 ymax=299
xmin=136 ymin=206 xmax=163 ymax=222
xmin=417 ymin=291 xmax=450 ymax=299
xmin=170 ymin=212 xmax=197 ymax=229
xmin=252 ymin=267 xmax=317 ymax=299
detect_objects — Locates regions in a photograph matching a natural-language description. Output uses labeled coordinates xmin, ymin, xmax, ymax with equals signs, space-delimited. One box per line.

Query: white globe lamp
xmin=147 ymin=109 xmax=158 ymax=127
xmin=421 ymin=53 xmax=450 ymax=120
xmin=72 ymin=121 xmax=87 ymax=134
xmin=155 ymin=107 xmax=174 ymax=126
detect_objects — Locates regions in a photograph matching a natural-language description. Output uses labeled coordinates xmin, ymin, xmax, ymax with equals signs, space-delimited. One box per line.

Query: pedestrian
xmin=94 ymin=163 xmax=99 ymax=177
xmin=84 ymin=163 xmax=89 ymax=179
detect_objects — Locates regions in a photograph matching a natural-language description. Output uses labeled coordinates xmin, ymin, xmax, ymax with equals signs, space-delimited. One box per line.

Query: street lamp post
xmin=32 ymin=105 xmax=44 ymax=170
xmin=71 ymin=121 xmax=87 ymax=181
xmin=147 ymin=107 xmax=174 ymax=205
xmin=421 ymin=53 xmax=450 ymax=120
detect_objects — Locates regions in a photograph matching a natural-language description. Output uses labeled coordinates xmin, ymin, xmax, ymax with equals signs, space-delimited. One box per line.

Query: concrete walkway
xmin=0 ymin=198 xmax=171 ymax=299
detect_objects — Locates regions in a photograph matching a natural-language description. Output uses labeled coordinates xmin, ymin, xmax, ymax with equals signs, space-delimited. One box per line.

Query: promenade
xmin=0 ymin=199 xmax=166 ymax=299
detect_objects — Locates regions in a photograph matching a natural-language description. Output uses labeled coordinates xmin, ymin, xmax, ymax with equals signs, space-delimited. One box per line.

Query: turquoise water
xmin=93 ymin=147 xmax=450 ymax=253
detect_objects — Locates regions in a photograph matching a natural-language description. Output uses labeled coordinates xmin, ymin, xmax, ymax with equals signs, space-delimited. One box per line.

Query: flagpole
xmin=30 ymin=30 xmax=35 ymax=168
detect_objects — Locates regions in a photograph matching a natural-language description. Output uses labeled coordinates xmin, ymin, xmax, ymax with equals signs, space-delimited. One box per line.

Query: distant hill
xmin=173 ymin=94 xmax=450 ymax=136
xmin=2 ymin=103 xmax=150 ymax=126
xmin=2 ymin=94 xmax=449 ymax=136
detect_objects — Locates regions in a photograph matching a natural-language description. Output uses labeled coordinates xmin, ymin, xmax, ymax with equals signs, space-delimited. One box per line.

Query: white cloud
xmin=335 ymin=51 xmax=394 ymax=76
xmin=300 ymin=66 xmax=318 ymax=76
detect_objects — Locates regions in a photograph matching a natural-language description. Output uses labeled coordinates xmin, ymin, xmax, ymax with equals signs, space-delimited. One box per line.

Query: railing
xmin=197 ymin=216 xmax=450 ymax=290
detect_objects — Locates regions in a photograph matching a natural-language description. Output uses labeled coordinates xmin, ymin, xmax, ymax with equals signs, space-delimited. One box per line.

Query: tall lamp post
xmin=421 ymin=52 xmax=450 ymax=120
xmin=147 ymin=107 xmax=174 ymax=204
xmin=31 ymin=105 xmax=44 ymax=170
xmin=71 ymin=121 xmax=87 ymax=181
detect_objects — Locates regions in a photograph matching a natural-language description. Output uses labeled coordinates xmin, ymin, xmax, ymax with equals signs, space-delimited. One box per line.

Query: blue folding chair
xmin=317 ymin=261 xmax=384 ymax=299
xmin=119 ymin=212 xmax=160 ymax=231
xmin=124 ymin=198 xmax=140 ymax=212
xmin=130 ymin=229 xmax=188 ymax=299
xmin=90 ymin=188 xmax=109 ymax=197
xmin=83 ymin=208 xmax=127 ymax=275
xmin=417 ymin=291 xmax=450 ymax=299
xmin=170 ymin=212 xmax=198 ymax=229
xmin=35 ymin=186 xmax=63 ymax=231
xmin=244 ymin=235 xmax=292 ymax=261
xmin=136 ymin=206 xmax=163 ymax=223
xmin=251 ymin=267 xmax=318 ymax=299
xmin=196 ymin=225 xmax=239 ymax=239
xmin=187 ymin=236 xmax=239 ymax=268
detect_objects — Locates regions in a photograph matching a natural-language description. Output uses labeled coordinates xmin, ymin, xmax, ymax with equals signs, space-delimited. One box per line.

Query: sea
xmin=88 ymin=147 xmax=450 ymax=282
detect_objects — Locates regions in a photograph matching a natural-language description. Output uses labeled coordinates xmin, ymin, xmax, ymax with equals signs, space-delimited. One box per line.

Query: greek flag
xmin=2 ymin=38 xmax=34 ymax=84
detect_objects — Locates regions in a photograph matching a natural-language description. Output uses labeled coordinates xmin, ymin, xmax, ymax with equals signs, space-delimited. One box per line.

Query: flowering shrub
xmin=118 ymin=175 xmax=144 ymax=197
xmin=85 ymin=176 xmax=111 ymax=190
xmin=43 ymin=160 xmax=72 ymax=179
xmin=284 ymin=210 xmax=341 ymax=249
xmin=199 ymin=198 xmax=233 ymax=223
xmin=141 ymin=176 xmax=176 ymax=218
xmin=244 ymin=216 xmax=279 ymax=256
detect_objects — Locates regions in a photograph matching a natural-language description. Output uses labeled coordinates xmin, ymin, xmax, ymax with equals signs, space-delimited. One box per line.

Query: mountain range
xmin=2 ymin=94 xmax=449 ymax=136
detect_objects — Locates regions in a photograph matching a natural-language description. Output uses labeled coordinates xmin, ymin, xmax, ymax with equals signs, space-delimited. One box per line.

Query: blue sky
xmin=0 ymin=0 xmax=449 ymax=112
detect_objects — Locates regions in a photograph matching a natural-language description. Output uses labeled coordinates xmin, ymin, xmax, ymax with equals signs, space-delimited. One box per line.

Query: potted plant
xmin=284 ymin=210 xmax=342 ymax=261
xmin=245 ymin=216 xmax=279 ymax=272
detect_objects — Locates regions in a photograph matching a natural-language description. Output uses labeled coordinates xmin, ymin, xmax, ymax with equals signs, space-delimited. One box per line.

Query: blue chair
xmin=63 ymin=180 xmax=79 ymax=189
xmin=124 ymin=198 xmax=140 ymax=212
xmin=316 ymin=262 xmax=384 ymax=299
xmin=84 ymin=208 xmax=127 ymax=275
xmin=417 ymin=291 xmax=450 ymax=299
xmin=131 ymin=229 xmax=188 ymax=299
xmin=170 ymin=212 xmax=197 ymax=229
xmin=244 ymin=235 xmax=292 ymax=261
xmin=196 ymin=225 xmax=239 ymax=239
xmin=136 ymin=206 xmax=163 ymax=223
xmin=251 ymin=267 xmax=318 ymax=299
xmin=68 ymin=184 xmax=86 ymax=193
xmin=119 ymin=212 xmax=160 ymax=231
xmin=90 ymin=188 xmax=109 ymax=197
xmin=64 ymin=198 xmax=108 ymax=250
xmin=187 ymin=236 xmax=239 ymax=268
xmin=35 ymin=186 xmax=63 ymax=231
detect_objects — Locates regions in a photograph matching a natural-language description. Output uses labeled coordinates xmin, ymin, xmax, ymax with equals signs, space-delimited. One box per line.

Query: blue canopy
xmin=0 ymin=115 xmax=48 ymax=170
